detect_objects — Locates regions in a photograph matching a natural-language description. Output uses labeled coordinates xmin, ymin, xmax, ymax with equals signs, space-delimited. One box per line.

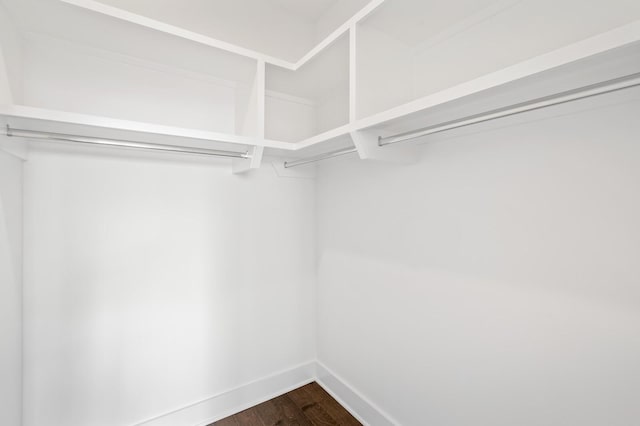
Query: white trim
xmin=129 ymin=360 xmax=396 ymax=426
xmin=315 ymin=361 xmax=398 ymax=426
xmin=132 ymin=361 xmax=316 ymax=426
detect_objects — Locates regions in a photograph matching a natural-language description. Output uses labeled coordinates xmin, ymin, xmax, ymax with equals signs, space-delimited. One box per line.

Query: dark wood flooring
xmin=211 ymin=382 xmax=362 ymax=426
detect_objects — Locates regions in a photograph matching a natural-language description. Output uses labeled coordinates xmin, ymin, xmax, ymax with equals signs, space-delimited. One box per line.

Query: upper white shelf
xmin=0 ymin=105 xmax=294 ymax=152
xmin=2 ymin=0 xmax=639 ymax=162
xmin=294 ymin=19 xmax=640 ymax=153
xmin=3 ymin=13 xmax=639 ymax=157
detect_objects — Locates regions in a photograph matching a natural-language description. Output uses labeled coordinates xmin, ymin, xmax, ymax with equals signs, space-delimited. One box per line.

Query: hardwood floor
xmin=211 ymin=382 xmax=362 ymax=426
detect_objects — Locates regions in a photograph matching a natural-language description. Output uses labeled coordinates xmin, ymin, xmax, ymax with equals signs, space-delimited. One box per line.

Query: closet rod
xmin=379 ymin=72 xmax=640 ymax=146
xmin=5 ymin=126 xmax=251 ymax=159
xmin=284 ymin=146 xmax=357 ymax=168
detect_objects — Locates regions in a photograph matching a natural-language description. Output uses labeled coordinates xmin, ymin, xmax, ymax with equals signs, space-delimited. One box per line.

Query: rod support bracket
xmin=232 ymin=145 xmax=264 ymax=174
xmin=350 ymin=130 xmax=417 ymax=164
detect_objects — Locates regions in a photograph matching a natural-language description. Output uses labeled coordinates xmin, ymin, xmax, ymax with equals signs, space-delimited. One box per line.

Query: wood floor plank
xmin=255 ymin=399 xmax=291 ymax=426
xmin=212 ymin=382 xmax=360 ymax=426
xmin=271 ymin=395 xmax=313 ymax=425
xmin=287 ymin=385 xmax=337 ymax=425
xmin=215 ymin=415 xmax=240 ymax=426
xmin=235 ymin=407 xmax=266 ymax=426
xmin=305 ymin=383 xmax=361 ymax=426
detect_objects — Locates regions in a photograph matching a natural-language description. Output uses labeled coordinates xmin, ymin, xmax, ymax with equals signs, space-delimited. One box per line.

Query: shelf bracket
xmin=232 ymin=145 xmax=264 ymax=174
xmin=350 ymin=129 xmax=417 ymax=164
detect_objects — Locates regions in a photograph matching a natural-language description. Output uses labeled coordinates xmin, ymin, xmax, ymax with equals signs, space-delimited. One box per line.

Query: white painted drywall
xmin=316 ymin=92 xmax=640 ymax=425
xmin=411 ymin=0 xmax=640 ymax=99
xmin=316 ymin=86 xmax=350 ymax=136
xmin=265 ymin=94 xmax=316 ymax=142
xmin=22 ymin=149 xmax=316 ymax=426
xmin=0 ymin=2 xmax=22 ymax=103
xmin=21 ymin=35 xmax=240 ymax=133
xmin=354 ymin=23 xmax=414 ymax=119
xmin=0 ymin=48 xmax=12 ymax=104
xmin=0 ymin=148 xmax=24 ymax=426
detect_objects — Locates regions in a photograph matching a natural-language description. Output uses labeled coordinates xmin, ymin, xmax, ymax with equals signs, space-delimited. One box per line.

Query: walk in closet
xmin=1 ymin=1 xmax=639 ymax=425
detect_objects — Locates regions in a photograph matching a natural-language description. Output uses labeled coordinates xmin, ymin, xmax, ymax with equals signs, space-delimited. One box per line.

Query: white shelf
xmin=0 ymin=105 xmax=294 ymax=152
xmin=6 ymin=16 xmax=637 ymax=159
xmin=3 ymin=1 xmax=639 ymax=164
xmin=293 ymin=20 xmax=640 ymax=152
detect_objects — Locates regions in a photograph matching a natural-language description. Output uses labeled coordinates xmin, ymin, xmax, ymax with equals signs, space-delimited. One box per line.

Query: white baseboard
xmin=134 ymin=361 xmax=316 ymax=426
xmin=315 ymin=361 xmax=398 ymax=426
xmin=133 ymin=360 xmax=395 ymax=426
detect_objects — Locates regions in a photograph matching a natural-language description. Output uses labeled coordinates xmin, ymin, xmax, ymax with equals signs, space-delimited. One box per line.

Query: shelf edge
xmin=0 ymin=105 xmax=296 ymax=150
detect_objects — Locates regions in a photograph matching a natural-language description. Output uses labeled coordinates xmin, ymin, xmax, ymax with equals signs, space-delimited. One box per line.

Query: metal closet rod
xmin=284 ymin=146 xmax=358 ymax=168
xmin=284 ymin=72 xmax=640 ymax=168
xmin=379 ymin=72 xmax=640 ymax=146
xmin=5 ymin=126 xmax=251 ymax=159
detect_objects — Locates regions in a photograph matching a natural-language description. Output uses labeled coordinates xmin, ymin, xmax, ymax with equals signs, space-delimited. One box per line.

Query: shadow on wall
xmin=317 ymin=249 xmax=640 ymax=426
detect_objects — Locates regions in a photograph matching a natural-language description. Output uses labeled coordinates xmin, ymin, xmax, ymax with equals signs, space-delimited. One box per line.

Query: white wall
xmin=23 ymin=149 xmax=316 ymax=426
xmin=0 ymin=45 xmax=12 ymax=104
xmin=264 ymin=89 xmax=349 ymax=142
xmin=21 ymin=35 xmax=240 ymax=132
xmin=0 ymin=148 xmax=24 ymax=426
xmin=316 ymin=92 xmax=640 ymax=425
xmin=0 ymin=1 xmax=23 ymax=104
xmin=316 ymin=86 xmax=350 ymax=135
xmin=411 ymin=0 xmax=640 ymax=99
xmin=265 ymin=93 xmax=316 ymax=142
xmin=354 ymin=23 xmax=414 ymax=119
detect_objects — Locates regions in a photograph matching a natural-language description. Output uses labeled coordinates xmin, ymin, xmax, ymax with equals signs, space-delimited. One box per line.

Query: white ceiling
xmin=268 ymin=0 xmax=341 ymax=21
